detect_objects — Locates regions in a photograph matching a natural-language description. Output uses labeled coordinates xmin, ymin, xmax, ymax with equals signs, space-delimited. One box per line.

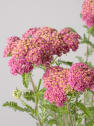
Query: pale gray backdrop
xmin=0 ymin=0 xmax=93 ymax=126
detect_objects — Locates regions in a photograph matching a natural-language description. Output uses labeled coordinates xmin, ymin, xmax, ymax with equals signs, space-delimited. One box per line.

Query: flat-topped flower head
xmin=3 ymin=36 xmax=20 ymax=57
xmin=25 ymin=37 xmax=53 ymax=66
xmin=59 ymin=28 xmax=80 ymax=51
xmin=22 ymin=27 xmax=40 ymax=40
xmin=34 ymin=27 xmax=69 ymax=56
xmin=34 ymin=27 xmax=57 ymax=41
xmin=44 ymin=86 xmax=67 ymax=107
xmin=68 ymin=62 xmax=94 ymax=92
xmin=34 ymin=27 xmax=58 ymax=52
xmin=30 ymin=36 xmax=51 ymax=49
xmin=81 ymin=0 xmax=94 ymax=28
xmin=12 ymin=38 xmax=34 ymax=58
xmin=43 ymin=66 xmax=72 ymax=106
xmin=43 ymin=66 xmax=71 ymax=93
xmin=8 ymin=56 xmax=33 ymax=75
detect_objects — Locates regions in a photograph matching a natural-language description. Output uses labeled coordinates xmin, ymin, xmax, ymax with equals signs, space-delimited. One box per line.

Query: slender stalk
xmin=84 ymin=33 xmax=90 ymax=126
xmin=84 ymin=45 xmax=88 ymax=126
xmin=85 ymin=33 xmax=94 ymax=113
xmin=62 ymin=116 xmax=65 ymax=126
xmin=38 ymin=116 xmax=43 ymax=126
xmin=86 ymin=44 xmax=89 ymax=62
xmin=85 ymin=33 xmax=90 ymax=62
xmin=30 ymin=76 xmax=36 ymax=92
xmin=51 ymin=56 xmax=58 ymax=65
xmin=54 ymin=114 xmax=58 ymax=126
xmin=30 ymin=77 xmax=38 ymax=109
xmin=67 ymin=103 xmax=74 ymax=126
xmin=84 ymin=92 xmax=86 ymax=126
xmin=91 ymin=94 xmax=94 ymax=106
xmin=74 ymin=109 xmax=76 ymax=126
xmin=30 ymin=76 xmax=43 ymax=126
xmin=74 ymin=97 xmax=78 ymax=126
xmin=63 ymin=114 xmax=68 ymax=126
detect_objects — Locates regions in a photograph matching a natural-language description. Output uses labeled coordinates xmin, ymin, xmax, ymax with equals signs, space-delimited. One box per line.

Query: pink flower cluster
xmin=68 ymin=63 xmax=94 ymax=92
xmin=8 ymin=56 xmax=33 ymax=75
xmin=33 ymin=27 xmax=69 ymax=56
xmin=43 ymin=63 xmax=94 ymax=106
xmin=59 ymin=28 xmax=80 ymax=51
xmin=81 ymin=0 xmax=94 ymax=28
xmin=3 ymin=37 xmax=34 ymax=75
xmin=3 ymin=36 xmax=20 ymax=57
xmin=3 ymin=27 xmax=80 ymax=75
xmin=22 ymin=27 xmax=40 ymax=40
xmin=44 ymin=87 xmax=67 ymax=107
xmin=25 ymin=37 xmax=53 ymax=66
xmin=43 ymin=66 xmax=71 ymax=107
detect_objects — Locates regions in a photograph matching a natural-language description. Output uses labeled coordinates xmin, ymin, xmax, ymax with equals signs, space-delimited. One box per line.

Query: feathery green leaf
xmin=86 ymin=120 xmax=94 ymax=126
xmin=3 ymin=101 xmax=25 ymax=112
xmin=22 ymin=73 xmax=31 ymax=88
xmin=88 ymin=25 xmax=94 ymax=37
xmin=37 ymin=79 xmax=42 ymax=92
xmin=55 ymin=59 xmax=73 ymax=66
xmin=48 ymin=119 xmax=58 ymax=126
xmin=23 ymin=90 xmax=35 ymax=102
xmin=76 ymin=102 xmax=90 ymax=117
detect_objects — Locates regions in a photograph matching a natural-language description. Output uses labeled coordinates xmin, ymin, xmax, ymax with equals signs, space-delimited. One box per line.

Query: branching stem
xmin=30 ymin=76 xmax=43 ymax=126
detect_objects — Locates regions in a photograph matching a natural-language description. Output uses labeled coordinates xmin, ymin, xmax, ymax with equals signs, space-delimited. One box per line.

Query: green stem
xmin=91 ymin=94 xmax=94 ymax=107
xmin=85 ymin=33 xmax=90 ymax=63
xmin=84 ymin=33 xmax=90 ymax=126
xmin=38 ymin=116 xmax=43 ymax=126
xmin=54 ymin=114 xmax=58 ymax=126
xmin=51 ymin=56 xmax=58 ymax=65
xmin=30 ymin=76 xmax=36 ymax=93
xmin=86 ymin=45 xmax=89 ymax=62
xmin=67 ymin=103 xmax=74 ymax=126
xmin=30 ymin=76 xmax=43 ymax=126
xmin=84 ymin=92 xmax=86 ymax=126
xmin=74 ymin=96 xmax=78 ymax=126
xmin=30 ymin=77 xmax=38 ymax=109
xmin=63 ymin=114 xmax=68 ymax=126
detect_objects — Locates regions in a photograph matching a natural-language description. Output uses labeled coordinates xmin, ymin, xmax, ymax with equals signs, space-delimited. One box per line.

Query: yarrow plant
xmin=3 ymin=0 xmax=94 ymax=126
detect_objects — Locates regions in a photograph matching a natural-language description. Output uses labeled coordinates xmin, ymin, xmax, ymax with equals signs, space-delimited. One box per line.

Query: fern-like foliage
xmin=22 ymin=72 xmax=31 ymax=88
xmin=3 ymin=101 xmax=27 ymax=112
xmin=55 ymin=59 xmax=73 ymax=66
xmin=23 ymin=90 xmax=35 ymax=102
xmin=3 ymin=101 xmax=37 ymax=120
xmin=83 ymin=25 xmax=94 ymax=37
